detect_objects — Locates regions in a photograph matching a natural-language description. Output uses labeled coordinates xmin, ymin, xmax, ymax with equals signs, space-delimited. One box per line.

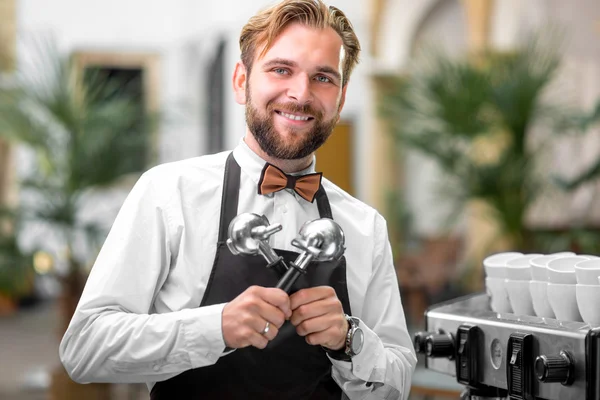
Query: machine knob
xmin=425 ymin=332 xmax=455 ymax=359
xmin=535 ymin=351 xmax=574 ymax=385
xmin=413 ymin=331 xmax=436 ymax=354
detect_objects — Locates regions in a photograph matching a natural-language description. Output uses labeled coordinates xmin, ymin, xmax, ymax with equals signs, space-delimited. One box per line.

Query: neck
xmin=243 ymin=131 xmax=313 ymax=173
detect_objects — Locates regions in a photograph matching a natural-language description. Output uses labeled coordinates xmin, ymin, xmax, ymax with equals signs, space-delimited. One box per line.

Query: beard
xmin=245 ymin=89 xmax=339 ymax=160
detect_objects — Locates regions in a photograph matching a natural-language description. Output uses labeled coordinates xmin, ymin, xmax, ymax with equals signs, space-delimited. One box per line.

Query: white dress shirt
xmin=59 ymin=139 xmax=417 ymax=399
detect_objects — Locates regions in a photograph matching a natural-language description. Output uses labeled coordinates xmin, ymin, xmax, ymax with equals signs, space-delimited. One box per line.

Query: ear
xmin=232 ymin=61 xmax=248 ymax=105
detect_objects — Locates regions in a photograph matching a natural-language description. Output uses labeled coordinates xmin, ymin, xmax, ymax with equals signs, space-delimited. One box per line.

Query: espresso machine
xmin=414 ymin=293 xmax=600 ymax=400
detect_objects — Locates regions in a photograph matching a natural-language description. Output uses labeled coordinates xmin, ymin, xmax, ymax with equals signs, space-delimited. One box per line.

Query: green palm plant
xmin=380 ymin=32 xmax=567 ymax=255
xmin=0 ymin=39 xmax=156 ymax=329
xmin=531 ymin=99 xmax=600 ymax=255
xmin=0 ymin=208 xmax=34 ymax=305
xmin=553 ymin=99 xmax=600 ymax=190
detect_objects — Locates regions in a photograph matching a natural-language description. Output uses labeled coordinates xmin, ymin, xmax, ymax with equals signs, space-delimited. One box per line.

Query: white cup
xmin=483 ymin=252 xmax=523 ymax=278
xmin=547 ymin=282 xmax=582 ymax=321
xmin=486 ymin=277 xmax=513 ymax=313
xmin=547 ymin=256 xmax=591 ymax=284
xmin=574 ymin=258 xmax=600 ymax=285
xmin=506 ymin=254 xmax=542 ymax=281
xmin=529 ymin=280 xmax=555 ymax=318
xmin=505 ymin=279 xmax=535 ymax=315
xmin=530 ymin=252 xmax=575 ymax=281
xmin=576 ymin=284 xmax=600 ymax=326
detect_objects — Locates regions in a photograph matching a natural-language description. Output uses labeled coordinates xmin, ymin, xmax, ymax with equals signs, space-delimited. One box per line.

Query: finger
xmin=234 ymin=298 xmax=285 ymax=330
xmin=305 ymin=326 xmax=345 ymax=349
xmin=290 ymin=286 xmax=335 ymax=310
xmin=290 ymin=296 xmax=343 ymax=326
xmin=248 ymin=331 xmax=270 ymax=350
xmin=255 ymin=302 xmax=287 ymax=329
xmin=250 ymin=318 xmax=280 ymax=340
xmin=247 ymin=321 xmax=280 ymax=349
xmin=295 ymin=313 xmax=343 ymax=337
xmin=254 ymin=287 xmax=292 ymax=318
xmin=290 ymin=302 xmax=327 ymax=326
xmin=260 ymin=320 xmax=280 ymax=342
xmin=242 ymin=287 xmax=288 ymax=327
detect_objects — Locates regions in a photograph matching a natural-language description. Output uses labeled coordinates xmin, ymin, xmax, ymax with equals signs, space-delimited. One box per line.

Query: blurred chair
xmin=396 ymin=236 xmax=462 ymax=327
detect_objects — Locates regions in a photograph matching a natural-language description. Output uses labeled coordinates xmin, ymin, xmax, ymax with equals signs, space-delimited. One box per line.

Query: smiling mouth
xmin=275 ymin=110 xmax=314 ymax=121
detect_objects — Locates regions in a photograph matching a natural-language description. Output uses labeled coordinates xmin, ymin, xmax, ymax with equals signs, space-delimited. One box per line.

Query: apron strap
xmin=315 ymin=185 xmax=333 ymax=220
xmin=218 ymin=152 xmax=240 ymax=243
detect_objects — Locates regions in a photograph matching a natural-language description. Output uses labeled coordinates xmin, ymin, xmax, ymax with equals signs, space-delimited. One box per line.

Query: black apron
xmin=150 ymin=153 xmax=352 ymax=399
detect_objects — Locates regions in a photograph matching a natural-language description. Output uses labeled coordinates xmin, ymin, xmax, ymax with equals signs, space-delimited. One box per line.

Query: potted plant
xmin=534 ymin=99 xmax=600 ymax=254
xmin=379 ymin=31 xmax=580 ymax=288
xmin=0 ymin=39 xmax=157 ymax=399
xmin=0 ymin=209 xmax=34 ymax=315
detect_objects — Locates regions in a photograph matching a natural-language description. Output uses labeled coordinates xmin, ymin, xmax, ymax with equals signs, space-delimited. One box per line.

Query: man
xmin=59 ymin=0 xmax=417 ymax=399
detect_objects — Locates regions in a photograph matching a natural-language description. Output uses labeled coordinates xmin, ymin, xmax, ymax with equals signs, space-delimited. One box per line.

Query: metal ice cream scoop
xmin=275 ymin=218 xmax=346 ymax=293
xmin=226 ymin=213 xmax=288 ymax=274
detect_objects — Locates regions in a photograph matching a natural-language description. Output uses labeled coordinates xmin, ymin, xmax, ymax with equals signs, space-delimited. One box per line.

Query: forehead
xmin=256 ymin=23 xmax=344 ymax=73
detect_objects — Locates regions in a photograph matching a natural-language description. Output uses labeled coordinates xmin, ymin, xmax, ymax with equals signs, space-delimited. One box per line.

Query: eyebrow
xmin=262 ymin=58 xmax=342 ymax=82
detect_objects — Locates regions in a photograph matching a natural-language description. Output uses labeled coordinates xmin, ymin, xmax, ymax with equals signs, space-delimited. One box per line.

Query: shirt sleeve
xmin=59 ymin=170 xmax=227 ymax=384
xmin=329 ymin=215 xmax=418 ymax=399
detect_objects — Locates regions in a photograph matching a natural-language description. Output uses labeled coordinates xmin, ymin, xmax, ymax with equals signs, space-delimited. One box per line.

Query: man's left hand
xmin=289 ymin=286 xmax=348 ymax=350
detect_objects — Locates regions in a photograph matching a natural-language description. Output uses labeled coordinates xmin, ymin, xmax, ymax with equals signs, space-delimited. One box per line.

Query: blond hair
xmin=239 ymin=0 xmax=361 ymax=87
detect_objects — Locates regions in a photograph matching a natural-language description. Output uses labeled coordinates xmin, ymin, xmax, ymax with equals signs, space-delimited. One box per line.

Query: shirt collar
xmin=232 ymin=138 xmax=317 ymax=187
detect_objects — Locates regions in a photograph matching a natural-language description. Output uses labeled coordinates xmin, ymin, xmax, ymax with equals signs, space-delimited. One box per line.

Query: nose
xmin=286 ymin=74 xmax=313 ymax=105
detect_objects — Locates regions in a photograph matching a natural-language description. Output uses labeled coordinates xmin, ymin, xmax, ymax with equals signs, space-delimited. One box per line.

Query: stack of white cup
xmin=574 ymin=258 xmax=600 ymax=325
xmin=545 ymin=255 xmax=592 ymax=321
xmin=483 ymin=252 xmax=523 ymax=313
xmin=504 ymin=253 xmax=543 ymax=315
xmin=529 ymin=252 xmax=575 ymax=319
xmin=484 ymin=251 xmax=600 ymax=325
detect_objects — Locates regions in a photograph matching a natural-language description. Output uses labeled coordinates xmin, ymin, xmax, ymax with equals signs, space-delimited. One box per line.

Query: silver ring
xmin=261 ymin=321 xmax=270 ymax=335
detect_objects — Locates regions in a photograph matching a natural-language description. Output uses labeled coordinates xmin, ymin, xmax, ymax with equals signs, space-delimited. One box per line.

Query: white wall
xmin=373 ymin=0 xmax=469 ymax=236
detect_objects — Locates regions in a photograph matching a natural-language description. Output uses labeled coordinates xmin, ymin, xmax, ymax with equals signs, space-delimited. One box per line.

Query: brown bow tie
xmin=257 ymin=163 xmax=322 ymax=203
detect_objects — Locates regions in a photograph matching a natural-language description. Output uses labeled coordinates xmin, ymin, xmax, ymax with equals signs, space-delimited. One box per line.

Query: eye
xmin=315 ymin=75 xmax=332 ymax=83
xmin=273 ymin=68 xmax=289 ymax=75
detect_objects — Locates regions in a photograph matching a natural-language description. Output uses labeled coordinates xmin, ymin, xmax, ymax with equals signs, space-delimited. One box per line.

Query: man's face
xmin=240 ymin=23 xmax=347 ymax=160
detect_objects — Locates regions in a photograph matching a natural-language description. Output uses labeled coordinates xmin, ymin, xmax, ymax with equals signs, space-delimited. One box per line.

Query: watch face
xmin=351 ymin=328 xmax=364 ymax=355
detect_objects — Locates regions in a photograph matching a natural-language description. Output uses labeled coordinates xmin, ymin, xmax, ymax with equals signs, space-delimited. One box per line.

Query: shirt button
xmin=153 ymin=364 xmax=160 ymax=372
xmin=281 ymin=205 xmax=288 ymax=214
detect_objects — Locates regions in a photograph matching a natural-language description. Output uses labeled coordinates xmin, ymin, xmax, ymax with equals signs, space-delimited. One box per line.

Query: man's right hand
xmin=222 ymin=285 xmax=291 ymax=349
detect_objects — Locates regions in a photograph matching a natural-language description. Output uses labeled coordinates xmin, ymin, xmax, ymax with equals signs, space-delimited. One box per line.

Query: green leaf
xmin=0 ymin=37 xmax=158 ymax=268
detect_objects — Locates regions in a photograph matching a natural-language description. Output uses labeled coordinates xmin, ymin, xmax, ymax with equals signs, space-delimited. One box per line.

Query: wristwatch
xmin=325 ymin=314 xmax=364 ymax=361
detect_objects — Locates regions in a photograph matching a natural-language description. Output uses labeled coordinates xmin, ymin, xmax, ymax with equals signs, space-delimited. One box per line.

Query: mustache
xmin=267 ymin=102 xmax=323 ymax=120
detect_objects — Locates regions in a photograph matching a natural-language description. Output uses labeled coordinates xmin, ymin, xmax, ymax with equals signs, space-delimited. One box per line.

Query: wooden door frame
xmin=71 ymin=51 xmax=161 ymax=166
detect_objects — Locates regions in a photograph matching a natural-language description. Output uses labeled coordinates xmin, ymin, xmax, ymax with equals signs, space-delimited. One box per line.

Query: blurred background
xmin=0 ymin=0 xmax=599 ymax=399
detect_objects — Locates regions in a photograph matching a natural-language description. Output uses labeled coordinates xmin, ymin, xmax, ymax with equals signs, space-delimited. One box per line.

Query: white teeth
xmin=279 ymin=111 xmax=310 ymax=121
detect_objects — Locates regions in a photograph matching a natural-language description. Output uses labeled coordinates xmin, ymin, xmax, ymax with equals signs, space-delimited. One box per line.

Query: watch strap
xmin=324 ymin=346 xmax=352 ymax=361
